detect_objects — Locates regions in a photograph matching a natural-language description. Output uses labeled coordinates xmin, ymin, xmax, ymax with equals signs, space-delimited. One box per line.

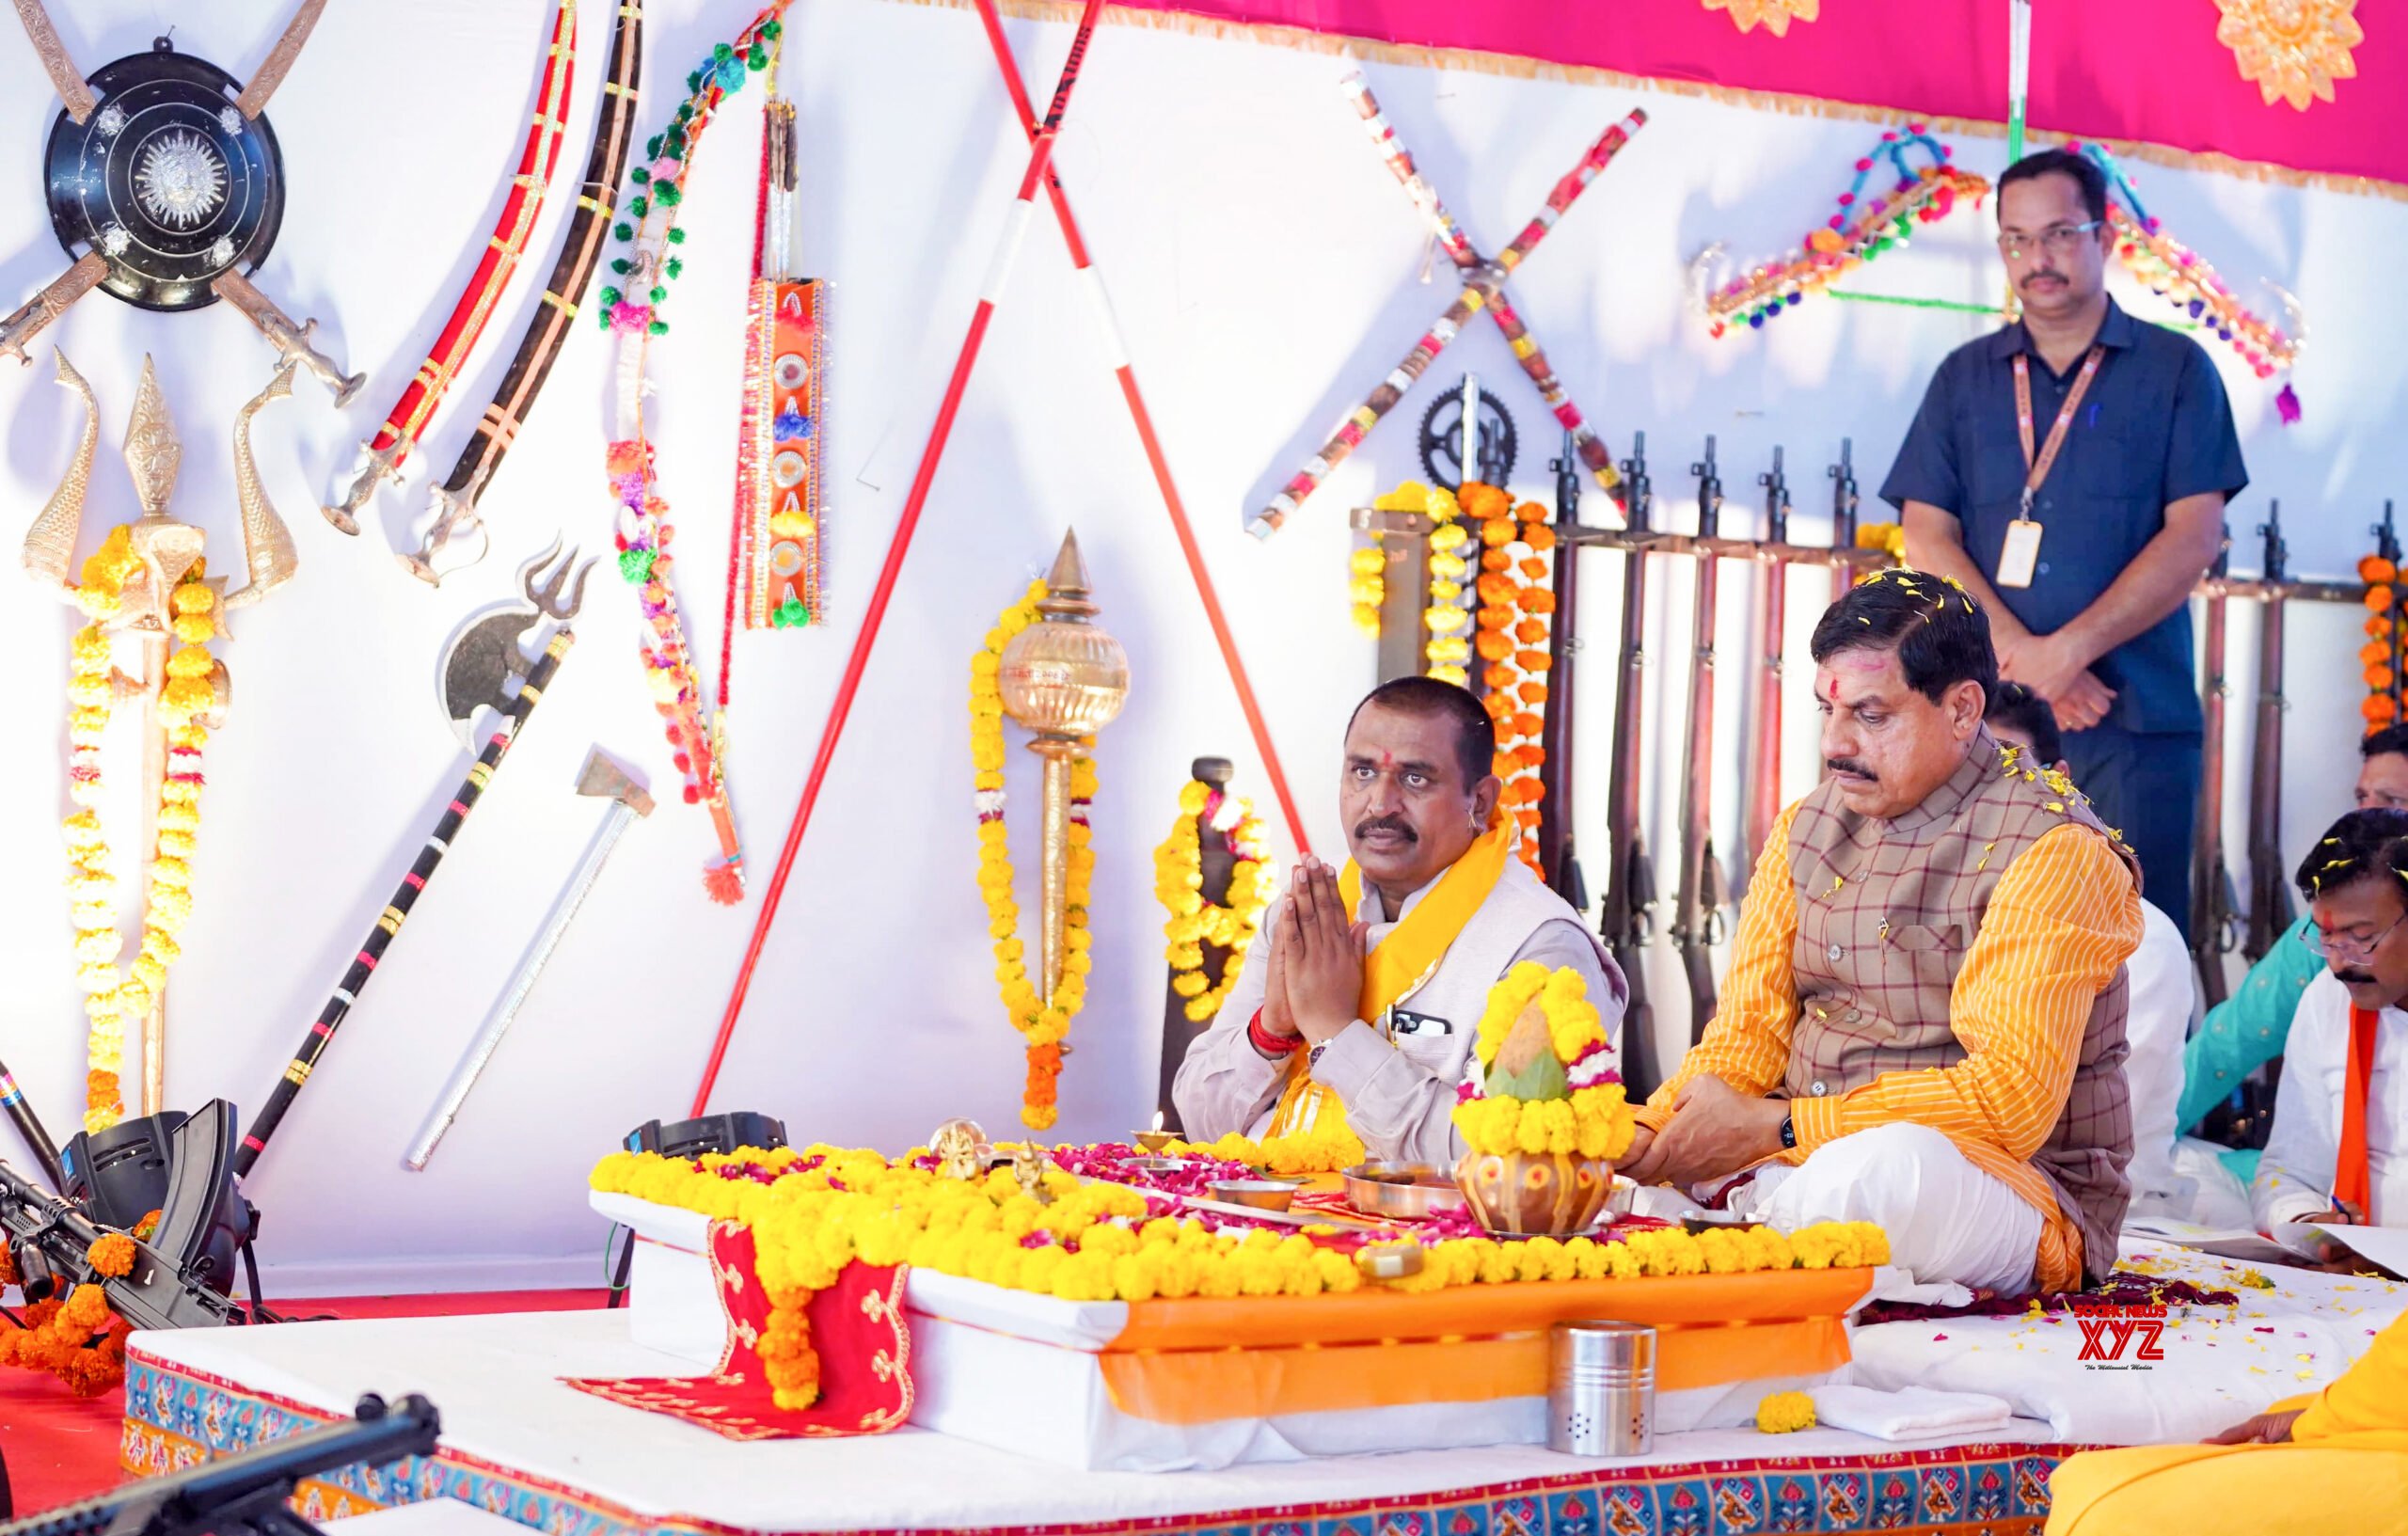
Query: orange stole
xmin=1265 ymin=816 xmax=1514 ymax=1136
xmin=2337 ymin=1006 xmax=2380 ymax=1214
xmin=1094 ymin=1267 xmax=1872 ymax=1424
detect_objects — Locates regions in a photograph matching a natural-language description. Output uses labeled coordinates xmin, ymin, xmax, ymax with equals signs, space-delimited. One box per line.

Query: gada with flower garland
xmin=1454 ymin=962 xmax=1636 ymax=1159
xmin=1154 ymin=778 xmax=1275 ymax=1024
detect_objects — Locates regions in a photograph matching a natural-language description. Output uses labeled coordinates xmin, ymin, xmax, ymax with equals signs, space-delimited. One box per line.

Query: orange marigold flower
xmin=2366 ymin=695 xmax=2398 ymax=723
xmin=1481 ymin=548 xmax=1513 ymax=572
xmin=1484 ymin=663 xmax=1516 ymax=690
xmin=1482 ymin=693 xmax=1513 ymax=722
xmin=1519 ymin=558 xmax=1549 ymax=581
xmin=133 ymin=1210 xmax=162 ymax=1241
xmin=1515 ymin=743 xmax=1546 ymax=770
xmin=1477 ymin=607 xmax=1513 ymax=630
xmin=1514 ymin=618 xmax=1547 ymax=645
xmin=2367 ymin=665 xmax=2395 ymax=690
xmin=87 ymin=1234 xmax=135 ymax=1278
xmin=61 ymin=1283 xmax=111 ymax=1334
xmin=1512 ymin=711 xmax=1545 ymax=738
xmin=1518 ymin=681 xmax=1549 ymax=706
xmin=2364 ymin=641 xmax=2391 ymax=666
xmin=1477 ymin=631 xmax=1515 ymax=661
xmin=1514 ymin=499 xmax=1548 ymax=524
xmin=1516 ymin=650 xmax=1552 ymax=673
xmin=1493 ymin=752 xmax=1518 ymax=780
xmin=2361 ymin=555 xmax=2398 ymax=584
xmin=1477 ymin=574 xmax=1517 ymax=606
xmin=1461 ymin=483 xmax=1510 ymax=520
xmin=1508 ymin=779 xmax=1545 ymax=805
xmin=1524 ymin=525 xmax=1557 ymax=552
xmin=1519 ymin=589 xmax=1558 ymax=614
xmin=2369 ymin=616 xmax=2396 ymax=638
xmin=2366 ymin=585 xmax=2395 ymax=612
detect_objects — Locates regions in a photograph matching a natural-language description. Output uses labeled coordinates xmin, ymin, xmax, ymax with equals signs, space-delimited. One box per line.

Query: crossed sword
xmin=0 ymin=0 xmax=362 ymax=402
xmin=1248 ymin=73 xmax=1646 ymax=537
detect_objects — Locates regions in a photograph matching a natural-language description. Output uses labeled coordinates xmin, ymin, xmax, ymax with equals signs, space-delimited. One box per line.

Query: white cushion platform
xmin=124 ymin=1307 xmax=2067 ymax=1536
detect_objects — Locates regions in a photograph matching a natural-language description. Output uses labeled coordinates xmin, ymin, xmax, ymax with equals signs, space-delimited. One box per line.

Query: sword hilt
xmin=324 ymin=441 xmax=404 ymax=535
xmin=397 ymin=484 xmax=492 ymax=587
xmin=214 ymin=269 xmax=365 ymax=404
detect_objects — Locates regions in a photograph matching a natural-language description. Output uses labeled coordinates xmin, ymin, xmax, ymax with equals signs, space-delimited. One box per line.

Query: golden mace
xmin=998 ymin=530 xmax=1129 ymax=996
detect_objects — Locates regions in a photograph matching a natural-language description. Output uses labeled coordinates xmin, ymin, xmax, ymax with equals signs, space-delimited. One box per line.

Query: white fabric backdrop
xmin=0 ymin=0 xmax=2396 ymax=1289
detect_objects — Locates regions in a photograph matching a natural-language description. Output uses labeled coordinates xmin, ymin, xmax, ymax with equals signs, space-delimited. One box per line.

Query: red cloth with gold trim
xmin=564 ymin=1221 xmax=912 ymax=1440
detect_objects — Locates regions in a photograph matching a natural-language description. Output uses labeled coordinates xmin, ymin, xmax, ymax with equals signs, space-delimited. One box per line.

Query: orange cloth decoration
xmin=2337 ymin=1006 xmax=2380 ymax=1214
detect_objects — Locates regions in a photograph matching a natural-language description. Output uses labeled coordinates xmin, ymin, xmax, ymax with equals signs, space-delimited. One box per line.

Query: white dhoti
xmin=1724 ymin=1123 xmax=2046 ymax=1294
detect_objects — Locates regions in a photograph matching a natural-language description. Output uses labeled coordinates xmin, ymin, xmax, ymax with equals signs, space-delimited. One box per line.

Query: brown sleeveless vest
xmin=1784 ymin=729 xmax=2139 ymax=1281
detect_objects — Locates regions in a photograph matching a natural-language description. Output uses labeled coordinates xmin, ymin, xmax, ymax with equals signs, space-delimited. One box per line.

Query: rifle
xmin=2 ymin=1393 xmax=440 ymax=1536
xmin=2191 ymin=523 xmax=2241 ymax=1007
xmin=1602 ymin=433 xmax=1662 ymax=1098
xmin=1537 ymin=429 xmax=1588 ymax=910
xmin=2380 ymin=500 xmax=2402 ymax=721
xmin=1671 ymin=435 xmax=1729 ymax=1040
xmin=0 ymin=1156 xmax=246 ymax=1331
xmin=1828 ymin=436 xmax=1860 ymax=560
xmin=2243 ymin=501 xmax=2291 ymax=962
xmin=1735 ymin=446 xmax=1791 ymax=912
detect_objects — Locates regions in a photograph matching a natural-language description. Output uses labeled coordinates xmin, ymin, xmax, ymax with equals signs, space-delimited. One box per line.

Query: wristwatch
xmin=1307 ymin=1038 xmax=1332 ymax=1075
xmin=1778 ymin=1113 xmax=1797 ymax=1151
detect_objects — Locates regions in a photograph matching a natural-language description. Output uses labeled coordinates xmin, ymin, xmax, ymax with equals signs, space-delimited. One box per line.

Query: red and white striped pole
xmin=968 ymin=0 xmax=1312 ymax=862
xmin=689 ymin=0 xmax=1107 ymax=1115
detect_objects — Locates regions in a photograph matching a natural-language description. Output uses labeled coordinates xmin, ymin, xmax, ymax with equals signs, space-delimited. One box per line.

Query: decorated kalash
xmin=585 ymin=954 xmax=1888 ymax=1468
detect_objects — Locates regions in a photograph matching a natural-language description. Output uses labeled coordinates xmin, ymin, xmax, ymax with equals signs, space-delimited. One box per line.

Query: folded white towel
xmin=1809 ymin=1384 xmax=2014 ymax=1442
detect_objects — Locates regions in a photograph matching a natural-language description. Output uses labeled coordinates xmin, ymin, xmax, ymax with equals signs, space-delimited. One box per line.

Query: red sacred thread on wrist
xmin=1249 ymin=1008 xmax=1303 ymax=1056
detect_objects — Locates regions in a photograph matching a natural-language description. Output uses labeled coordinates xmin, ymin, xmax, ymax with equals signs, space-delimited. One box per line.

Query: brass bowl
xmin=1209 ymin=1180 xmax=1297 ymax=1211
xmin=1121 ymin=1156 xmax=1206 ymax=1176
xmin=1132 ymin=1130 xmax=1178 ymax=1153
xmin=1341 ymin=1162 xmax=1467 ymax=1220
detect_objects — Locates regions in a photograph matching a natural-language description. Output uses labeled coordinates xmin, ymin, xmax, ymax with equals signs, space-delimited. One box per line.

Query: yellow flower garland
xmin=1346 ymin=545 xmax=1384 ymax=637
xmin=61 ymin=528 xmax=218 ymax=1132
xmin=972 ymin=581 xmax=1097 ymax=1131
xmin=1370 ymin=481 xmax=1473 ymax=687
xmin=1152 ymin=779 xmax=1275 ymax=1023
xmin=592 ymin=1147 xmax=1893 ymax=1355
xmin=1755 ymin=1389 xmax=1818 ymax=1433
xmin=1160 ymin=1120 xmax=1368 ymax=1175
xmin=1453 ymin=962 xmax=1638 ymax=1160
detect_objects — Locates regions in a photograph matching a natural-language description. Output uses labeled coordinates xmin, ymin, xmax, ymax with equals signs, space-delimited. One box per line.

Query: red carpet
xmin=1 ymin=1289 xmax=607 ymax=1518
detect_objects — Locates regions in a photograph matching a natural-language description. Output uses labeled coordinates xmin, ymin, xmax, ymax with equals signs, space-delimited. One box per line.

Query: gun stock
xmin=1671 ymin=435 xmax=1725 ymax=1038
xmin=1603 ymin=434 xmax=1660 ymax=1097
xmin=2243 ymin=502 xmax=2290 ymax=962
xmin=1537 ymin=430 xmax=1587 ymax=908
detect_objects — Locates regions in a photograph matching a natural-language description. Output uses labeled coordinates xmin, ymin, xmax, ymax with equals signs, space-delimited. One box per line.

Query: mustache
xmin=1353 ymin=816 xmax=1417 ymax=845
xmin=2335 ymin=968 xmax=2379 ymax=986
xmin=2020 ymin=270 xmax=2066 ymax=288
xmin=1826 ymin=758 xmax=1877 ymax=782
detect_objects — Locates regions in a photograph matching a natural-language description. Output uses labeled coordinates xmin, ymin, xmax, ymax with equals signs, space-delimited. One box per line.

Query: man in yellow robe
xmin=2043 ymin=1310 xmax=2408 ymax=1533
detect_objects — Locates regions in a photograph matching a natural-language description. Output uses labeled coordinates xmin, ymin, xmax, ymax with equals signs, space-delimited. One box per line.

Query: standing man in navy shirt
xmin=1882 ymin=149 xmax=2248 ymax=943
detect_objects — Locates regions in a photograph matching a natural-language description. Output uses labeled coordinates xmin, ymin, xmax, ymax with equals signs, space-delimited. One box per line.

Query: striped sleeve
xmin=1788 ymin=823 xmax=2142 ymax=1158
xmin=1637 ymin=801 xmax=1805 ymax=1132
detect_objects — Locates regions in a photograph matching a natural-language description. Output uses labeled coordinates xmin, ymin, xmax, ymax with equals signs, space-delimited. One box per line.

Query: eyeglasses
xmin=2306 ymin=911 xmax=2408 ymax=962
xmin=1996 ymin=221 xmax=2103 ymax=260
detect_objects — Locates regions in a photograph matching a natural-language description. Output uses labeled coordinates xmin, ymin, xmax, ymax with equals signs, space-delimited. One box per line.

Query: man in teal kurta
xmin=2178 ymin=727 xmax=2408 ymax=1177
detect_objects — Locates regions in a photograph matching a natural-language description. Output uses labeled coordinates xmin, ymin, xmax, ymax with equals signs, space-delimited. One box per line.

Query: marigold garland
xmin=1346 ymin=545 xmax=1385 ymax=637
xmin=1462 ymin=483 xmax=1553 ymax=873
xmin=592 ymin=1146 xmax=1894 ymax=1340
xmin=2358 ymin=549 xmax=2400 ymax=726
xmin=1153 ymin=779 xmax=1275 ymax=1023
xmin=61 ymin=527 xmax=218 ymax=1132
xmin=973 ymin=582 xmax=1097 ymax=1131
xmin=0 ymin=1275 xmax=128 ymax=1398
xmin=1161 ymin=1119 xmax=1369 ymax=1175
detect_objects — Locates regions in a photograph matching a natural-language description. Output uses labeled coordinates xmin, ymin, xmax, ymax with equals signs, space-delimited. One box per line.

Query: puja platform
xmin=116 ymin=1237 xmax=2408 ymax=1536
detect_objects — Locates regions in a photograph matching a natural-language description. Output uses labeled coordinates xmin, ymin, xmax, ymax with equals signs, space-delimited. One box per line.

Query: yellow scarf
xmin=1264 ymin=815 xmax=1513 ymax=1136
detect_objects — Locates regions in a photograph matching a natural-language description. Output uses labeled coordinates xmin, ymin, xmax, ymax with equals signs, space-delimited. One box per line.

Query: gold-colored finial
xmin=999 ymin=528 xmax=1130 ymax=743
xmin=123 ymin=356 xmax=181 ymax=519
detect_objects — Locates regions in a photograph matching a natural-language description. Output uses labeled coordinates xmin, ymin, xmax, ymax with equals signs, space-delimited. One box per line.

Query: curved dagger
xmin=224 ymin=362 xmax=299 ymax=610
xmin=22 ymin=348 xmax=97 ymax=598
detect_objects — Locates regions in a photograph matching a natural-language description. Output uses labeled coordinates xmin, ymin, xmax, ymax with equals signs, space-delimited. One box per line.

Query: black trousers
xmin=2059 ymin=725 xmax=2203 ymax=946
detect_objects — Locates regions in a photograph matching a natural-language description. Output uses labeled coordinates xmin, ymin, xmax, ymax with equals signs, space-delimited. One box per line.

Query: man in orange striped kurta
xmin=1624 ymin=569 xmax=2145 ymax=1292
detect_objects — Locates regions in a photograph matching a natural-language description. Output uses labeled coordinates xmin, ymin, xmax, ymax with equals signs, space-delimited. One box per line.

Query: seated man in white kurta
xmin=2251 ymin=808 xmax=2408 ymax=1233
xmin=1174 ymin=676 xmax=1624 ymax=1164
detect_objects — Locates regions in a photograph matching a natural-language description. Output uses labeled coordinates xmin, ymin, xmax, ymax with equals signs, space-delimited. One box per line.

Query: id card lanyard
xmin=1999 ymin=345 xmax=2106 ymax=589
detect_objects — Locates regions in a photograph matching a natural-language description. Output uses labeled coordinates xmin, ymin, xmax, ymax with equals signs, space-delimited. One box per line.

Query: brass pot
xmin=1453 ymin=1149 xmax=1614 ymax=1237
